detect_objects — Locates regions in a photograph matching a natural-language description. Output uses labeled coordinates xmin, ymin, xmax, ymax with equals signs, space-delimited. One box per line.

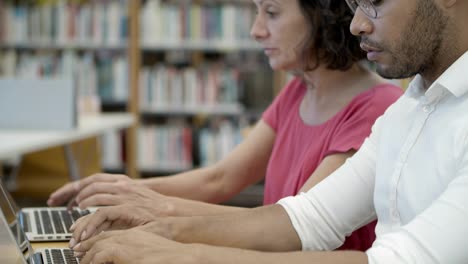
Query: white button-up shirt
xmin=278 ymin=51 xmax=468 ymax=263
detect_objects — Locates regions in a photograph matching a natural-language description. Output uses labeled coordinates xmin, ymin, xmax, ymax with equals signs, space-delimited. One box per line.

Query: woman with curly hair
xmin=54 ymin=0 xmax=403 ymax=252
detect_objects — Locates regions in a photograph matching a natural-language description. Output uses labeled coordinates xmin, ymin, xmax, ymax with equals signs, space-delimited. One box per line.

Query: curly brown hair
xmin=298 ymin=0 xmax=365 ymax=71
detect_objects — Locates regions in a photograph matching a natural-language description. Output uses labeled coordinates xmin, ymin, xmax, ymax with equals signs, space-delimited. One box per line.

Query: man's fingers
xmin=93 ymin=221 xmax=112 ymax=236
xmin=72 ymin=206 xmax=126 ymax=244
xmin=81 ymin=207 xmax=126 ymax=240
xmin=76 ymin=231 xmax=123 ymax=258
xmin=87 ymin=249 xmax=119 ymax=264
xmin=70 ymin=215 xmax=91 ymax=246
xmin=77 ymin=234 xmax=113 ymax=264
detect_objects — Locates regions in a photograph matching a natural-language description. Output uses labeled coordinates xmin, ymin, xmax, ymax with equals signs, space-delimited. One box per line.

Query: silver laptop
xmin=0 ymin=192 xmax=80 ymax=263
xmin=0 ymin=181 xmax=96 ymax=242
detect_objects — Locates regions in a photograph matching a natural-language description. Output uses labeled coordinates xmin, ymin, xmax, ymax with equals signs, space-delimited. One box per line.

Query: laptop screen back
xmin=0 ymin=180 xmax=33 ymax=258
xmin=0 ymin=208 xmax=28 ymax=263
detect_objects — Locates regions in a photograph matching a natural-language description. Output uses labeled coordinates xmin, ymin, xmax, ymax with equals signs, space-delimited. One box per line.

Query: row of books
xmin=139 ymin=63 xmax=240 ymax=111
xmin=100 ymin=130 xmax=126 ymax=170
xmin=0 ymin=49 xmax=272 ymax=112
xmin=0 ymin=50 xmax=128 ymax=103
xmin=101 ymin=126 xmax=192 ymax=172
xmin=141 ymin=0 xmax=255 ymax=45
xmin=0 ymin=0 xmax=258 ymax=47
xmin=198 ymin=120 xmax=243 ymax=167
xmin=137 ymin=124 xmax=193 ymax=172
xmin=101 ymin=119 xmax=243 ymax=171
xmin=0 ymin=0 xmax=128 ymax=46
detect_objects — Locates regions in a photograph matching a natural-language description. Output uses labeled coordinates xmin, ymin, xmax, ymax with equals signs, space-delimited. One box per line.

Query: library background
xmin=0 ymin=0 xmax=286 ymax=207
xmin=0 ymin=0 xmax=408 ymax=207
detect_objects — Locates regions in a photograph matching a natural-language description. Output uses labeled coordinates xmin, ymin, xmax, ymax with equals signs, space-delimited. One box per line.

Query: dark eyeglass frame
xmin=345 ymin=0 xmax=378 ymax=19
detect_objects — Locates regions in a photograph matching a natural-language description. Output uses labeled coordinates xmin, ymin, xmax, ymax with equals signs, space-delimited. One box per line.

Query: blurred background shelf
xmin=0 ymin=41 xmax=128 ymax=51
xmin=141 ymin=103 xmax=244 ymax=116
xmin=0 ymin=0 xmax=276 ymax=205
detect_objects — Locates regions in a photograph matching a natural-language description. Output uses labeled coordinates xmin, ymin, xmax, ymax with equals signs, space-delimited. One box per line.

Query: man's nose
xmin=350 ymin=8 xmax=373 ymax=36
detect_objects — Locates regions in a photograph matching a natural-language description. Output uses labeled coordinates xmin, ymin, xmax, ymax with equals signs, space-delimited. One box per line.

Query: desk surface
xmin=0 ymin=113 xmax=135 ymax=160
xmin=32 ymin=242 xmax=69 ymax=250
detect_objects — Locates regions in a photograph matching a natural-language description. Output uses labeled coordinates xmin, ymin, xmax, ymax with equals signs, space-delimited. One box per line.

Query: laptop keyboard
xmin=45 ymin=249 xmax=79 ymax=264
xmin=41 ymin=210 xmax=54 ymax=234
xmin=33 ymin=211 xmax=43 ymax=234
xmin=27 ymin=209 xmax=90 ymax=235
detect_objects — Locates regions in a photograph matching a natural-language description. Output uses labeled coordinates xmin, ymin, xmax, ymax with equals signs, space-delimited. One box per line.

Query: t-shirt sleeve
xmin=277 ymin=119 xmax=381 ymax=250
xmin=262 ymin=77 xmax=302 ymax=132
xmin=326 ymin=85 xmax=403 ymax=156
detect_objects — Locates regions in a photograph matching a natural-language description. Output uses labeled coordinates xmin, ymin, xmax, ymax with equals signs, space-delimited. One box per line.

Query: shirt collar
xmin=406 ymin=51 xmax=468 ymax=101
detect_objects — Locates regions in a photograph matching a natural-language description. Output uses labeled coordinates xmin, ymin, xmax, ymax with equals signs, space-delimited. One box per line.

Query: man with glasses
xmin=346 ymin=0 xmax=378 ymax=18
xmin=70 ymin=0 xmax=468 ymax=263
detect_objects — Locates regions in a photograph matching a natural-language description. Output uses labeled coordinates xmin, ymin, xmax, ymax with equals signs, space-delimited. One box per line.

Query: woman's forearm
xmin=138 ymin=165 xmax=226 ymax=202
xmin=166 ymin=196 xmax=249 ymax=216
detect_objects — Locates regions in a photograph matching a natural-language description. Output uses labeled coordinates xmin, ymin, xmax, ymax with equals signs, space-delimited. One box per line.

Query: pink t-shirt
xmin=262 ymin=77 xmax=403 ymax=251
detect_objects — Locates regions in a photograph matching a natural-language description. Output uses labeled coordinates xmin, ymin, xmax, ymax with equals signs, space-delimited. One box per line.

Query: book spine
xmin=2 ymin=1 xmax=128 ymax=46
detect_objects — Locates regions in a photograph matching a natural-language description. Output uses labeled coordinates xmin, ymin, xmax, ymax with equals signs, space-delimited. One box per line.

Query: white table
xmin=0 ymin=113 xmax=135 ymax=181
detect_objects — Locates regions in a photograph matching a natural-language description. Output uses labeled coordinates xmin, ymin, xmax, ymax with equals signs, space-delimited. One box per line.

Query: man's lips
xmin=360 ymin=43 xmax=384 ymax=61
xmin=360 ymin=43 xmax=382 ymax=53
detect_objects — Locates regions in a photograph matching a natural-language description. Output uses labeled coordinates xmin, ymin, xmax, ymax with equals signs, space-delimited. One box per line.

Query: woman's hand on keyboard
xmin=75 ymin=179 xmax=172 ymax=212
xmin=48 ymin=173 xmax=139 ymax=208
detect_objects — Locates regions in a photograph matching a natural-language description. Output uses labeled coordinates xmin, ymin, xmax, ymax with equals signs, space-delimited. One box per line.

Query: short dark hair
xmin=298 ymin=0 xmax=365 ymax=71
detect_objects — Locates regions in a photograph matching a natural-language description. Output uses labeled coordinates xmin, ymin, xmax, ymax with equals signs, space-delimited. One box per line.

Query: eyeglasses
xmin=345 ymin=0 xmax=378 ymax=18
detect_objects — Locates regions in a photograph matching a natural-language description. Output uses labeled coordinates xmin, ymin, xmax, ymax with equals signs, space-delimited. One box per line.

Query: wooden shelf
xmin=141 ymin=104 xmax=244 ymax=116
xmin=0 ymin=40 xmax=261 ymax=52
xmin=0 ymin=41 xmax=128 ymax=51
xmin=141 ymin=40 xmax=261 ymax=52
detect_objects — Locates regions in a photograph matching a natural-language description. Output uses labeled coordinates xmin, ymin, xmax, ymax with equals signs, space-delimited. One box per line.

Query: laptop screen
xmin=0 ymin=180 xmax=33 ymax=261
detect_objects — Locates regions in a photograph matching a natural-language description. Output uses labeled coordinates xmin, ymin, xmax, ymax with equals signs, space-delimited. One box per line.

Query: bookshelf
xmin=0 ymin=0 xmax=139 ymax=178
xmin=0 ymin=42 xmax=127 ymax=50
xmin=141 ymin=104 xmax=243 ymax=115
xmin=141 ymin=40 xmax=260 ymax=52
xmin=0 ymin=0 xmax=275 ymax=176
xmin=132 ymin=0 xmax=273 ymax=174
xmin=127 ymin=0 xmax=141 ymax=178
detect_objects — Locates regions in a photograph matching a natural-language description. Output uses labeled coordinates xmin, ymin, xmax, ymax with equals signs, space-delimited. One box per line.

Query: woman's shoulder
xmin=371 ymin=82 xmax=405 ymax=96
xmin=355 ymin=82 xmax=404 ymax=106
xmin=340 ymin=83 xmax=403 ymax=120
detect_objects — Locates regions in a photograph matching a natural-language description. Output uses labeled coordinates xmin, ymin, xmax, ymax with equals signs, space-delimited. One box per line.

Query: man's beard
xmin=372 ymin=0 xmax=448 ymax=79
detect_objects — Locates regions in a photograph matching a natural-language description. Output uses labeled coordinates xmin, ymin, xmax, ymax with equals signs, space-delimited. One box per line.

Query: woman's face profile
xmin=250 ymin=0 xmax=310 ymax=71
